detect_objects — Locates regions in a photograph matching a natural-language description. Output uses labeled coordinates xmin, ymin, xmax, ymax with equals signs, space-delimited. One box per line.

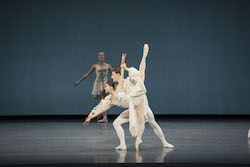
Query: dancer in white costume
xmin=83 ymin=44 xmax=174 ymax=150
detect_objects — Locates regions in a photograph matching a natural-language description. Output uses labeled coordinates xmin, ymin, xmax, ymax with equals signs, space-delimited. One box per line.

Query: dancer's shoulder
xmin=92 ymin=64 xmax=98 ymax=68
xmin=104 ymin=94 xmax=112 ymax=100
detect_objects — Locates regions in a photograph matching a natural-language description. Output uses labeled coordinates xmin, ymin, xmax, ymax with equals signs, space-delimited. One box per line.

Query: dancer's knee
xmin=148 ymin=120 xmax=158 ymax=129
xmin=113 ymin=117 xmax=126 ymax=128
xmin=113 ymin=120 xmax=120 ymax=128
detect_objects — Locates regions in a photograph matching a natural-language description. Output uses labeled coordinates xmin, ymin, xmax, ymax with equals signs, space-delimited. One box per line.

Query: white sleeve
xmin=91 ymin=95 xmax=111 ymax=114
xmin=128 ymin=67 xmax=140 ymax=76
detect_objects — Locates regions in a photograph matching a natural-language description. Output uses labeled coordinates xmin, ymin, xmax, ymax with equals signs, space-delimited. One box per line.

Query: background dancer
xmin=74 ymin=52 xmax=112 ymax=123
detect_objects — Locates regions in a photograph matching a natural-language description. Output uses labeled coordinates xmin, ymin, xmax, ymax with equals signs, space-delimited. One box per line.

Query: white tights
xmin=113 ymin=107 xmax=174 ymax=150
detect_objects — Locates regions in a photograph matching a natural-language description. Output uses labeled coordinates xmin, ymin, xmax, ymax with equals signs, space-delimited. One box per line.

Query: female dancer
xmin=83 ymin=45 xmax=174 ymax=150
xmin=74 ymin=52 xmax=112 ymax=123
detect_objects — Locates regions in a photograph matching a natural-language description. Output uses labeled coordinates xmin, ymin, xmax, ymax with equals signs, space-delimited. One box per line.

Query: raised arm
xmin=116 ymin=53 xmax=126 ymax=93
xmin=74 ymin=64 xmax=96 ymax=87
xmin=139 ymin=44 xmax=149 ymax=83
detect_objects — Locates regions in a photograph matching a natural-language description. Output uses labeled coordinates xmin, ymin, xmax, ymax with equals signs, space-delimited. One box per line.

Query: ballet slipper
xmin=163 ymin=142 xmax=174 ymax=148
xmin=135 ymin=138 xmax=143 ymax=150
xmin=115 ymin=145 xmax=127 ymax=150
xmin=143 ymin=44 xmax=149 ymax=54
xmin=97 ymin=118 xmax=108 ymax=123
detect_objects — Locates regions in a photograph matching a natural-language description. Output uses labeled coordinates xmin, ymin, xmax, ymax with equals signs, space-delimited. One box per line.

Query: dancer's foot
xmin=143 ymin=44 xmax=149 ymax=55
xmin=97 ymin=118 xmax=108 ymax=123
xmin=115 ymin=145 xmax=127 ymax=150
xmin=163 ymin=142 xmax=174 ymax=148
xmin=248 ymin=129 xmax=250 ymax=139
xmin=135 ymin=138 xmax=142 ymax=150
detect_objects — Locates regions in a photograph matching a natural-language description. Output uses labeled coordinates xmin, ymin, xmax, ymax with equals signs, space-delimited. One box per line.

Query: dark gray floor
xmin=0 ymin=117 xmax=250 ymax=166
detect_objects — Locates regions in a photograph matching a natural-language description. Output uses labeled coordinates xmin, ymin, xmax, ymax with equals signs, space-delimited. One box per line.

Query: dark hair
xmin=111 ymin=67 xmax=121 ymax=74
xmin=98 ymin=52 xmax=105 ymax=56
xmin=107 ymin=81 xmax=116 ymax=90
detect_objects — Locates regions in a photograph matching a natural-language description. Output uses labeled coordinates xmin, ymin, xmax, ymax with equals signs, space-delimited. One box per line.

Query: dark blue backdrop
xmin=1 ymin=0 xmax=250 ymax=116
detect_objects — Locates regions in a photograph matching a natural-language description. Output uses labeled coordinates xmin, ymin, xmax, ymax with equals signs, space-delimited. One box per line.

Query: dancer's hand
xmin=121 ymin=53 xmax=127 ymax=64
xmin=74 ymin=81 xmax=80 ymax=87
xmin=120 ymin=63 xmax=128 ymax=70
xmin=82 ymin=117 xmax=91 ymax=126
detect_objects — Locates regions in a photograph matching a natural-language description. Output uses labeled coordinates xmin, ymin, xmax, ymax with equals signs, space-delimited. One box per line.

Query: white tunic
xmin=123 ymin=67 xmax=149 ymax=123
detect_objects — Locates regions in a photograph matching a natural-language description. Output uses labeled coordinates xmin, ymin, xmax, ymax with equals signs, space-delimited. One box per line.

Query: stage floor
xmin=0 ymin=117 xmax=250 ymax=166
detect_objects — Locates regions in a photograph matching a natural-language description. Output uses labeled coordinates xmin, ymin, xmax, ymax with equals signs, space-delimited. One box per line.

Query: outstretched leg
xmin=139 ymin=44 xmax=149 ymax=83
xmin=147 ymin=107 xmax=174 ymax=148
xmin=113 ymin=110 xmax=129 ymax=150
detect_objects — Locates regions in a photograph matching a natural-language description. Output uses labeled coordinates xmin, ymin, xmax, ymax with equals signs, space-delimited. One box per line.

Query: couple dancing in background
xmin=82 ymin=44 xmax=174 ymax=150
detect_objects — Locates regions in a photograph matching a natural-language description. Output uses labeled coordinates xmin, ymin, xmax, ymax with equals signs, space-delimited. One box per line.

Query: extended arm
xmin=139 ymin=44 xmax=149 ymax=83
xmin=91 ymin=102 xmax=113 ymax=119
xmin=83 ymin=101 xmax=113 ymax=126
xmin=85 ymin=96 xmax=111 ymax=119
xmin=74 ymin=64 xmax=96 ymax=86
xmin=86 ymin=99 xmax=104 ymax=119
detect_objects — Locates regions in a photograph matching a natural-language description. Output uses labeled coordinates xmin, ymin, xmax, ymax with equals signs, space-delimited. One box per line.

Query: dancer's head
xmin=98 ymin=52 xmax=105 ymax=61
xmin=104 ymin=81 xmax=116 ymax=93
xmin=111 ymin=68 xmax=121 ymax=82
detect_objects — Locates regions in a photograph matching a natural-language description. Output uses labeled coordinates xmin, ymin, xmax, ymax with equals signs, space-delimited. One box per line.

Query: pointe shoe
xmin=143 ymin=44 xmax=149 ymax=51
xmin=97 ymin=118 xmax=108 ymax=123
xmin=115 ymin=145 xmax=127 ymax=150
xmin=135 ymin=138 xmax=143 ymax=150
xmin=143 ymin=44 xmax=149 ymax=56
xmin=163 ymin=142 xmax=174 ymax=149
